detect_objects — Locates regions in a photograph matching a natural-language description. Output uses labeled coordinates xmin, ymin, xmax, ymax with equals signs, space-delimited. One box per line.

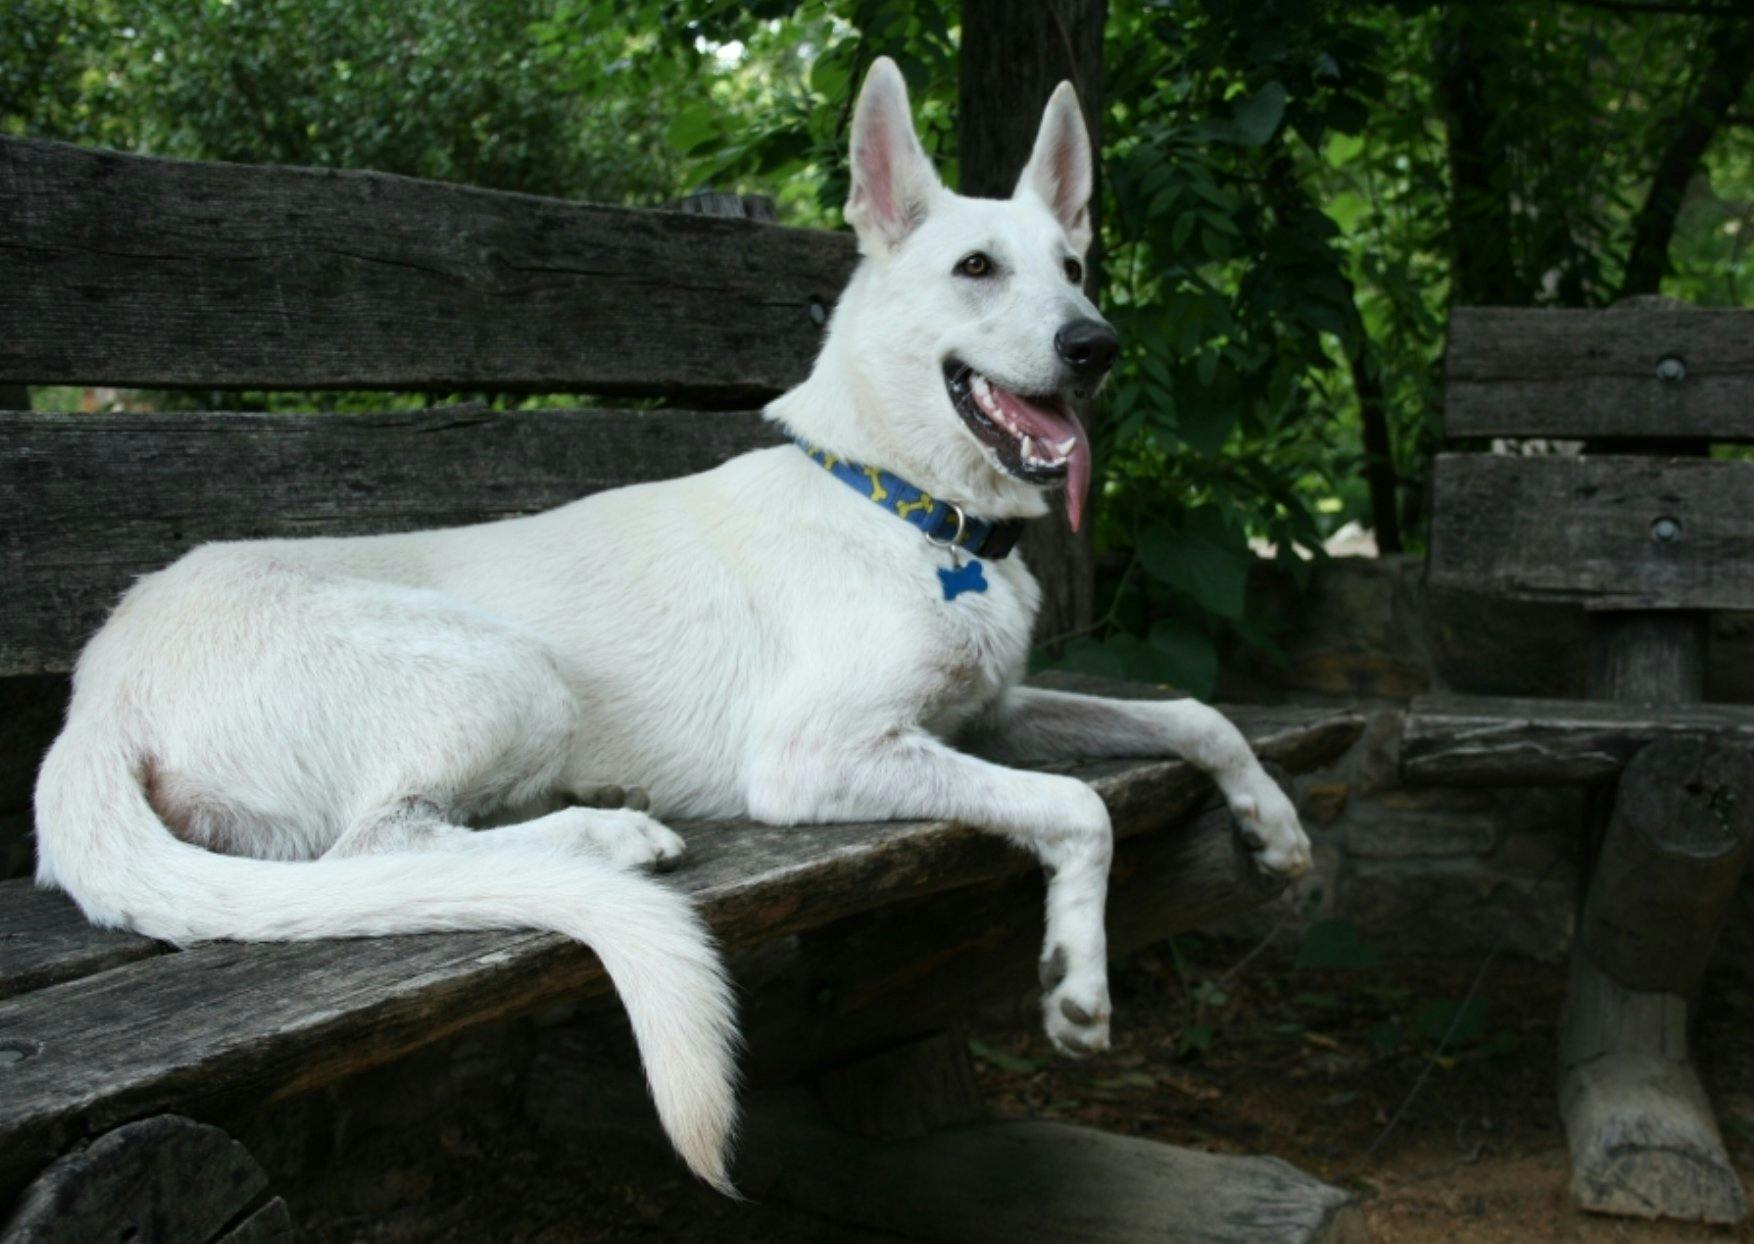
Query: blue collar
xmin=795 ymin=440 xmax=1025 ymax=560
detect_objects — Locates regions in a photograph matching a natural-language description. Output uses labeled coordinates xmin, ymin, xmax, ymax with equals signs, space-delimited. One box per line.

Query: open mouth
xmin=944 ymin=358 xmax=1092 ymax=530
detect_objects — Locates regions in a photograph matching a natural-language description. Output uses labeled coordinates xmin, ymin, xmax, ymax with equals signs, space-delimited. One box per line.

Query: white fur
xmin=33 ymin=58 xmax=1308 ymax=1193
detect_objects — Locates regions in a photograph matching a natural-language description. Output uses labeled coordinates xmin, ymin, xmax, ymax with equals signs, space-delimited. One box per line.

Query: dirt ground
xmin=971 ymin=935 xmax=1754 ymax=1244
xmin=292 ymin=931 xmax=1754 ymax=1243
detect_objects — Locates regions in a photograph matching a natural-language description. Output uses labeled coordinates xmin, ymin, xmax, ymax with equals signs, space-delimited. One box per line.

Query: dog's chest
xmin=896 ymin=552 xmax=1035 ymax=728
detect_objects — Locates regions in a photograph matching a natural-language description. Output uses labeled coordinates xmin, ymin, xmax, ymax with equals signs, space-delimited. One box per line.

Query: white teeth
xmin=1055 ymin=436 xmax=1077 ymax=456
xmin=1021 ymin=435 xmax=1036 ymax=462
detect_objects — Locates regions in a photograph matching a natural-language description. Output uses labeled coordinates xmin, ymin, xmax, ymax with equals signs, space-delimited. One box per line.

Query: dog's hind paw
xmin=1042 ymin=971 xmax=1111 ymax=1058
xmin=562 ymin=807 xmax=687 ymax=874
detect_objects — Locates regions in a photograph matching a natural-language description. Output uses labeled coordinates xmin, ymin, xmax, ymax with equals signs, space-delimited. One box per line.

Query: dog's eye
xmin=1063 ymin=258 xmax=1083 ymax=285
xmin=956 ymin=252 xmax=993 ymax=278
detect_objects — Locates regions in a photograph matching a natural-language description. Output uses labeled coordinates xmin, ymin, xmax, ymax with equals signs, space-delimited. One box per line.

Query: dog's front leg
xmin=747 ymin=728 xmax=1114 ymax=1055
xmin=968 ymin=686 xmax=1310 ymax=878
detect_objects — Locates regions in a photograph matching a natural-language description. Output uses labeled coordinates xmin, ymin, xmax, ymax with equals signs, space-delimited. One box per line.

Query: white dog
xmin=34 ymin=59 xmax=1308 ymax=1193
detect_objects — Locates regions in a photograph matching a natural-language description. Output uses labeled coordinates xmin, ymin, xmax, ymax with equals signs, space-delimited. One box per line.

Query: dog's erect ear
xmin=845 ymin=57 xmax=941 ymax=252
xmin=1014 ymin=82 xmax=1093 ymax=253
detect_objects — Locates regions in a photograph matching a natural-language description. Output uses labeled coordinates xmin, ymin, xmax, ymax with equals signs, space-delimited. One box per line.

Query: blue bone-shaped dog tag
xmin=938 ymin=559 xmax=988 ymax=601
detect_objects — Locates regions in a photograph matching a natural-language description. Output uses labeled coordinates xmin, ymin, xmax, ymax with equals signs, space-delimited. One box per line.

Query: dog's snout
xmin=1054 ymin=319 xmax=1119 ymax=379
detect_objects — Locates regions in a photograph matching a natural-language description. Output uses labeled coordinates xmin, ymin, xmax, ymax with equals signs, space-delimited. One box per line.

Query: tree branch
xmin=1617 ymin=18 xmax=1754 ymax=298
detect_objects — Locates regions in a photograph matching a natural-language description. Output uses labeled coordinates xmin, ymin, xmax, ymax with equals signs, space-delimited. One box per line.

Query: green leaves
xmin=1137 ymin=507 xmax=1251 ymax=620
xmin=1213 ymin=82 xmax=1289 ymax=148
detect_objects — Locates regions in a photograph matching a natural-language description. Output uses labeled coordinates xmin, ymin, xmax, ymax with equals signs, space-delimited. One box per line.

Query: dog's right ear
xmin=845 ymin=57 xmax=941 ymax=252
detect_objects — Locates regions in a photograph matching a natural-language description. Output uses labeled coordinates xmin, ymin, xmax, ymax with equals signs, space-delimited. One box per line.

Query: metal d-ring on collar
xmin=925 ymin=500 xmax=967 ymax=551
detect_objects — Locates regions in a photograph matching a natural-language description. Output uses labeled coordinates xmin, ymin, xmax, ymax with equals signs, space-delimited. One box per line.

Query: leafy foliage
xmin=8 ymin=0 xmax=1753 ymax=692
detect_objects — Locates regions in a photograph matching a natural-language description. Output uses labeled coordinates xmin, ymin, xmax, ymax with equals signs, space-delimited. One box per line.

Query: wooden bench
xmin=0 ymin=136 xmax=1367 ymax=1242
xmin=1406 ymin=301 xmax=1754 ymax=1223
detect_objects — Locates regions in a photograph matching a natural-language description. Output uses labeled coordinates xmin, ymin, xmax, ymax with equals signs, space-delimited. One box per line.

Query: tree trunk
xmin=1437 ymin=11 xmax=1524 ymax=307
xmin=959 ymin=0 xmax=1106 ymax=643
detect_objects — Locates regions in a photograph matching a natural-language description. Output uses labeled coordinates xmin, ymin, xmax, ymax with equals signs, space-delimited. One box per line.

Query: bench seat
xmin=1401 ymin=693 xmax=1754 ymax=786
xmin=0 ymin=699 xmax=1362 ymax=1205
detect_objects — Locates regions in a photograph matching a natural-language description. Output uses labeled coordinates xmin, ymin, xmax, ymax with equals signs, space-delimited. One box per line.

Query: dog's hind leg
xmin=328 ymin=799 xmax=685 ymax=874
xmin=746 ymin=727 xmax=1113 ymax=1056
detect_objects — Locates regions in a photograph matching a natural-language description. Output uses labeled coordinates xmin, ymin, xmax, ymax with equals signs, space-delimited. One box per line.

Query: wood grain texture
xmin=0 ymin=1115 xmax=279 ymax=1244
xmin=1400 ymin=694 xmax=1754 ymax=786
xmin=1445 ymin=307 xmax=1754 ymax=441
xmin=742 ymin=1095 xmax=1366 ymax=1244
xmin=0 ymin=705 xmax=1363 ymax=1205
xmin=0 ymin=137 xmax=855 ymax=398
xmin=1580 ymin=737 xmax=1754 ymax=1003
xmin=0 ymin=405 xmax=782 ymax=674
xmin=0 ymin=884 xmax=165 ymax=1001
xmin=1590 ymin=612 xmax=1708 ymax=704
xmin=1427 ymin=453 xmax=1754 ymax=610
xmin=1559 ymin=959 xmax=1748 ymax=1223
xmin=1555 ymin=737 xmax=1754 ymax=1224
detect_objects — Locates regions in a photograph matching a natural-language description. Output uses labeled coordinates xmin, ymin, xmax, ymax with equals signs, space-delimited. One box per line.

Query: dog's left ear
xmin=1015 ymin=82 xmax=1093 ymax=254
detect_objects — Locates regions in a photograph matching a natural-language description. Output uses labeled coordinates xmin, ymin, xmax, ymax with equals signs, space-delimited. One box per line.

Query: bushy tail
xmin=33 ymin=723 xmax=740 ymax=1193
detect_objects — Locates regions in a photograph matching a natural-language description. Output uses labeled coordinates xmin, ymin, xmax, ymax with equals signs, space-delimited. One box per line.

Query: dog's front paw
xmin=1230 ymin=782 xmax=1311 ymax=879
xmin=1039 ymin=946 xmax=1111 ymax=1057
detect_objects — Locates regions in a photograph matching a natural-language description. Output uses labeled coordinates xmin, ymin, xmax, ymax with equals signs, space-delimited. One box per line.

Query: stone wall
xmin=1226 ymin=554 xmax=1754 ymax=962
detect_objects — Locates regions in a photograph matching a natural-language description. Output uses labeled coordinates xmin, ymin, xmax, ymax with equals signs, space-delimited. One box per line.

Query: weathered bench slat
xmin=0 ymin=706 xmax=1363 ymax=1204
xmin=1401 ymin=694 xmax=1754 ymax=786
xmin=1446 ymin=307 xmax=1754 ymax=442
xmin=1427 ymin=453 xmax=1754 ymax=610
xmin=0 ymin=406 xmax=783 ymax=675
xmin=0 ymin=137 xmax=855 ymax=398
xmin=0 ymin=885 xmax=165 ymax=1002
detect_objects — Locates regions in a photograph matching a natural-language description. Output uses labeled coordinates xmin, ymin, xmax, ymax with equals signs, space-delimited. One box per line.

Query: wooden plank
xmin=1400 ymin=694 xmax=1754 ymax=786
xmin=0 ymin=1115 xmax=276 ymax=1244
xmin=741 ymin=1095 xmax=1366 ymax=1244
xmin=1427 ymin=453 xmax=1754 ymax=610
xmin=0 ymin=136 xmax=856 ymax=398
xmin=0 ymin=706 xmax=1363 ymax=1205
xmin=0 ymin=405 xmax=783 ymax=675
xmin=1445 ymin=306 xmax=1754 ymax=441
xmin=0 ymin=884 xmax=166 ymax=1002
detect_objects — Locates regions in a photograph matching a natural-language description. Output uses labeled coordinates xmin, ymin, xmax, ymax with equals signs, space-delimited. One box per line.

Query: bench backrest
xmin=1428 ymin=305 xmax=1754 ymax=613
xmin=0 ymin=137 xmax=859 ymax=675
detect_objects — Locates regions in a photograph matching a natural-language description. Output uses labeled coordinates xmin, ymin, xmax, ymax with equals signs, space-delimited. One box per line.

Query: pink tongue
xmin=989 ymin=387 xmax=1092 ymax=532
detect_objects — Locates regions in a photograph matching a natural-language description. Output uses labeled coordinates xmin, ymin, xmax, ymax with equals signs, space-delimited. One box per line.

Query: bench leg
xmin=741 ymin=1030 xmax=1367 ymax=1244
xmin=1557 ymin=735 xmax=1754 ymax=1223
xmin=0 ymin=1114 xmax=292 ymax=1243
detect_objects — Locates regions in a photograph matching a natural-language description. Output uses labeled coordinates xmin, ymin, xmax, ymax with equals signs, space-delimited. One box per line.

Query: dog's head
xmin=794 ymin=57 xmax=1116 ymax=530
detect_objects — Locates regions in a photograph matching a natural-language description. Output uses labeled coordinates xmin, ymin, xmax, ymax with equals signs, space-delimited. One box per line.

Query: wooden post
xmin=959 ymin=0 xmax=1106 ymax=644
xmin=0 ymin=1115 xmax=291 ymax=1243
xmin=1557 ymin=610 xmax=1754 ymax=1222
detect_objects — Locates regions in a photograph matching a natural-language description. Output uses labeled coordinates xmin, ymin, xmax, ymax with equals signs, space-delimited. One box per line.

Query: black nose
xmin=1054 ymin=318 xmax=1119 ymax=378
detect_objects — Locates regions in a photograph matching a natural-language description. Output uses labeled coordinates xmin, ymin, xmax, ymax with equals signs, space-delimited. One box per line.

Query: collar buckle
xmin=925 ymin=500 xmax=967 ymax=551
